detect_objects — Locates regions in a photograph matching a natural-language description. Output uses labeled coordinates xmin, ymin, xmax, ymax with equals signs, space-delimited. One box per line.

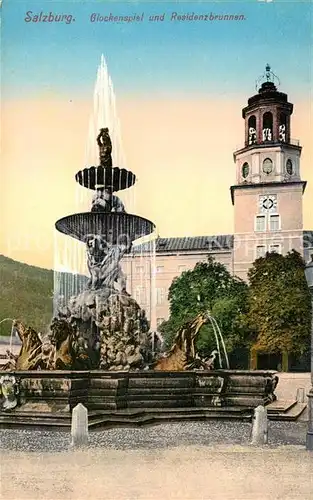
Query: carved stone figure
xmin=12 ymin=320 xmax=45 ymax=370
xmin=279 ymin=124 xmax=286 ymax=142
xmin=248 ymin=127 xmax=257 ymax=145
xmin=264 ymin=374 xmax=279 ymax=402
xmin=262 ymin=127 xmax=272 ymax=141
xmin=97 ymin=127 xmax=112 ymax=167
xmin=153 ymin=313 xmax=208 ymax=371
xmin=91 ymin=187 xmax=125 ymax=213
xmin=48 ymin=318 xmax=75 ymax=369
xmin=0 ymin=375 xmax=19 ymax=411
xmin=86 ymin=234 xmax=130 ymax=292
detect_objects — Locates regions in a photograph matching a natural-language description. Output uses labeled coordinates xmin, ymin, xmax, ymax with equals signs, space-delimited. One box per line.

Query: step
xmin=0 ymin=405 xmax=253 ymax=430
xmin=268 ymin=402 xmax=307 ymax=421
xmin=88 ymin=412 xmax=252 ymax=429
xmin=267 ymin=400 xmax=297 ymax=414
xmin=0 ymin=418 xmax=71 ymax=429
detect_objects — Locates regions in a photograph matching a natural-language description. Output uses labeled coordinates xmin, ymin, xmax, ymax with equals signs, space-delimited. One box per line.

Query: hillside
xmin=0 ymin=255 xmax=54 ymax=336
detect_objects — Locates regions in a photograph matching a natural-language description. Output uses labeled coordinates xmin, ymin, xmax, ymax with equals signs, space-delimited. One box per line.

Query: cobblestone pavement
xmin=0 ymin=420 xmax=309 ymax=453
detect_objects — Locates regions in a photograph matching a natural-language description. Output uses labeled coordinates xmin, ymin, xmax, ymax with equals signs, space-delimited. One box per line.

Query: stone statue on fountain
xmin=91 ymin=128 xmax=125 ymax=213
xmin=97 ymin=127 xmax=112 ymax=167
xmin=85 ymin=233 xmax=130 ymax=293
xmin=91 ymin=186 xmax=125 ymax=213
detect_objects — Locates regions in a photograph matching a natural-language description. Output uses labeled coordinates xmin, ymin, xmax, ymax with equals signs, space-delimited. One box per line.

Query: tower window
xmin=269 ymin=214 xmax=280 ymax=231
xmin=262 ymin=158 xmax=273 ymax=175
xmin=242 ymin=162 xmax=250 ymax=178
xmin=248 ymin=116 xmax=257 ymax=145
xmin=262 ymin=112 xmax=273 ymax=142
xmin=255 ymin=215 xmax=266 ymax=232
xmin=279 ymin=113 xmax=287 ymax=142
xmin=286 ymin=159 xmax=293 ymax=176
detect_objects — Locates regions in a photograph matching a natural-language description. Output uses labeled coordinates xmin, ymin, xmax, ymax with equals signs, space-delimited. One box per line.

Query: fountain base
xmin=0 ymin=369 xmax=279 ymax=428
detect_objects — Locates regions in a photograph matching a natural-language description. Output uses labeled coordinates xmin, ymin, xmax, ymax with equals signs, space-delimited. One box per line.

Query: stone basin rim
xmin=55 ymin=212 xmax=156 ymax=243
xmin=0 ymin=369 xmax=278 ymax=378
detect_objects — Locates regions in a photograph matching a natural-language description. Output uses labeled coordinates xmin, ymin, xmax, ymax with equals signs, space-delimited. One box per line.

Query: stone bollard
xmin=296 ymin=387 xmax=305 ymax=403
xmin=71 ymin=403 xmax=88 ymax=448
xmin=251 ymin=405 xmax=268 ymax=445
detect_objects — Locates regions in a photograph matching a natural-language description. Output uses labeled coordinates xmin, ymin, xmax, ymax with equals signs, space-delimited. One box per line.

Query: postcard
xmin=1 ymin=1 xmax=313 ymax=498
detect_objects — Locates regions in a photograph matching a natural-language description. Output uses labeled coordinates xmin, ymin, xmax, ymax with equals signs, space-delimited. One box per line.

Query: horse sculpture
xmin=154 ymin=313 xmax=210 ymax=371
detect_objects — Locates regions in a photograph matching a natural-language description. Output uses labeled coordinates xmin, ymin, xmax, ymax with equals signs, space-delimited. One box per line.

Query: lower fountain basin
xmin=0 ymin=370 xmax=278 ymax=429
xmin=55 ymin=212 xmax=155 ymax=243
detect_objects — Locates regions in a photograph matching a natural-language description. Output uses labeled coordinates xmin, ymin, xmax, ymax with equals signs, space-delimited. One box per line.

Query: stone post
xmin=296 ymin=387 xmax=305 ymax=404
xmin=251 ymin=405 xmax=268 ymax=445
xmin=71 ymin=403 xmax=88 ymax=447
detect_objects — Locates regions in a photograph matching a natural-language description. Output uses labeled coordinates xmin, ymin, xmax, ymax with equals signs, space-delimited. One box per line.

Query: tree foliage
xmin=159 ymin=257 xmax=250 ymax=355
xmin=245 ymin=250 xmax=311 ymax=355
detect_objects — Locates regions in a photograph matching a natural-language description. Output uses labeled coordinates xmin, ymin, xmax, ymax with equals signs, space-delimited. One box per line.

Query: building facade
xmin=124 ymin=67 xmax=313 ymax=330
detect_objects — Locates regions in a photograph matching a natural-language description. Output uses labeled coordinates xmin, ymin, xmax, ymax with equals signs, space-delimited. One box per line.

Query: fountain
xmin=0 ymin=58 xmax=279 ymax=428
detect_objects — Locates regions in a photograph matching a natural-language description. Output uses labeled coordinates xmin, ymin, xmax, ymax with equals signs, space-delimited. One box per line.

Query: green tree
xmin=245 ymin=250 xmax=311 ymax=356
xmin=159 ymin=257 xmax=250 ymax=355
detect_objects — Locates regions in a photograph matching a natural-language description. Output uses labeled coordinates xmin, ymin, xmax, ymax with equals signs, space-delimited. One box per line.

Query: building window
xmin=135 ymin=286 xmax=146 ymax=305
xmin=269 ymin=214 xmax=280 ymax=231
xmin=156 ymin=287 xmax=165 ymax=305
xmin=135 ymin=265 xmax=144 ymax=274
xmin=269 ymin=244 xmax=281 ymax=254
xmin=156 ymin=266 xmax=164 ymax=273
xmin=157 ymin=317 xmax=165 ymax=327
xmin=178 ymin=265 xmax=187 ymax=272
xmin=255 ymin=215 xmax=266 ymax=232
xmin=256 ymin=245 xmax=266 ymax=259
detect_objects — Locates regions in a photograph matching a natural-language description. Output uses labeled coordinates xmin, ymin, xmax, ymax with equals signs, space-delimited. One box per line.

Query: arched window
xmin=262 ymin=158 xmax=273 ymax=175
xmin=286 ymin=159 xmax=293 ymax=175
xmin=248 ymin=115 xmax=257 ymax=145
xmin=262 ymin=112 xmax=273 ymax=142
xmin=242 ymin=162 xmax=250 ymax=178
xmin=279 ymin=113 xmax=287 ymax=142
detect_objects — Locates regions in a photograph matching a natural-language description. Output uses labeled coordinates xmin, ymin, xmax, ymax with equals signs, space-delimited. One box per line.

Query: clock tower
xmin=231 ymin=65 xmax=307 ymax=279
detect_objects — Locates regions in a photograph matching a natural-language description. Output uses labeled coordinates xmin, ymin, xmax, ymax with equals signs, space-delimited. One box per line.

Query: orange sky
xmin=1 ymin=94 xmax=312 ymax=269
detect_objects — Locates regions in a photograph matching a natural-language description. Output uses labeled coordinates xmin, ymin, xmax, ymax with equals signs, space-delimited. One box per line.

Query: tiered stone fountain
xmin=53 ymin=127 xmax=155 ymax=373
xmin=0 ymin=59 xmax=279 ymax=428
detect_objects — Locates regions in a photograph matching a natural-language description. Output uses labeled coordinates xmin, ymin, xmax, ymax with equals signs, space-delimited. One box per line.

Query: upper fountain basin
xmin=55 ymin=212 xmax=155 ymax=244
xmin=75 ymin=166 xmax=136 ymax=191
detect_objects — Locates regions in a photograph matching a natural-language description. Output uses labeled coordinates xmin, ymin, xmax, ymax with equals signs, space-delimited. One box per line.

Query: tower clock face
xmin=286 ymin=159 xmax=293 ymax=175
xmin=259 ymin=195 xmax=277 ymax=212
xmin=262 ymin=158 xmax=273 ymax=175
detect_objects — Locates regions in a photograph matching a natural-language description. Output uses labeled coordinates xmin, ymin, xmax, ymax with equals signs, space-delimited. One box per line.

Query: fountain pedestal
xmin=0 ymin=369 xmax=279 ymax=428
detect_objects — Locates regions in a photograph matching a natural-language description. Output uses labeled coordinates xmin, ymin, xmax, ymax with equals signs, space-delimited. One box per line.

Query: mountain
xmin=0 ymin=255 xmax=53 ymax=335
xmin=0 ymin=255 xmax=89 ymax=336
xmin=0 ymin=255 xmax=54 ymax=336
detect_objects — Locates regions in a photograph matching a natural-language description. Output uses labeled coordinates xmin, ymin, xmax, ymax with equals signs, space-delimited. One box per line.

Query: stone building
xmin=124 ymin=67 xmax=313 ymax=356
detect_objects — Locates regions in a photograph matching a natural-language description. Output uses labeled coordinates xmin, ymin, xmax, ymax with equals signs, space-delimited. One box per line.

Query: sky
xmin=1 ymin=0 xmax=312 ymax=269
